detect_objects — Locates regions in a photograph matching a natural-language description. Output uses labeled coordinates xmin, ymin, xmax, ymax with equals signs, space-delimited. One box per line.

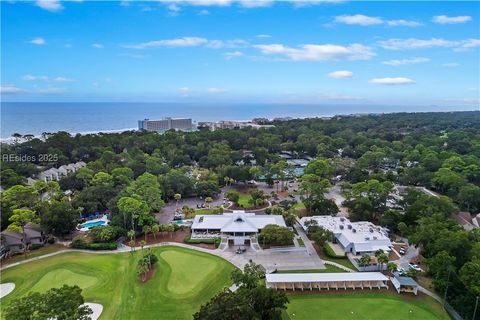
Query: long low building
xmin=191 ymin=211 xmax=286 ymax=246
xmin=300 ymin=216 xmax=392 ymax=255
xmin=266 ymin=272 xmax=389 ymax=291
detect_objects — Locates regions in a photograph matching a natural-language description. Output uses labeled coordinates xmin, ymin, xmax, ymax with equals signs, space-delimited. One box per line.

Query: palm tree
xmin=205 ymin=197 xmax=213 ymax=208
xmin=143 ymin=225 xmax=151 ymax=243
xmin=168 ymin=224 xmax=175 ymax=239
xmin=378 ymin=253 xmax=389 ymax=273
xmin=374 ymin=249 xmax=386 ymax=271
xmin=151 ymin=224 xmax=159 ymax=241
xmin=360 ymin=254 xmax=371 ymax=271
xmin=224 ymin=176 xmax=230 ymax=186
xmin=174 ymin=193 xmax=182 ymax=208
xmin=137 ymin=260 xmax=148 ymax=282
xmin=140 ymin=240 xmax=146 ymax=251
xmin=127 ymin=229 xmax=135 ymax=241
xmin=128 ymin=240 xmax=136 ymax=252
xmin=387 ymin=262 xmax=398 ymax=275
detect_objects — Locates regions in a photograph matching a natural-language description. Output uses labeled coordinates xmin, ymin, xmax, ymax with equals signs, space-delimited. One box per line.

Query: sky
xmin=1 ymin=0 xmax=479 ymax=107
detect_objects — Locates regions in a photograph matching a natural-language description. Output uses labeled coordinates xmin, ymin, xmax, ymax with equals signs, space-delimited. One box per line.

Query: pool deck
xmin=77 ymin=215 xmax=110 ymax=232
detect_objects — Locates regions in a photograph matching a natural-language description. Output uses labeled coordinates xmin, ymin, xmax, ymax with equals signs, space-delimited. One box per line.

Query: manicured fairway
xmin=0 ymin=246 xmax=235 ymax=319
xmin=284 ymin=293 xmax=449 ymax=320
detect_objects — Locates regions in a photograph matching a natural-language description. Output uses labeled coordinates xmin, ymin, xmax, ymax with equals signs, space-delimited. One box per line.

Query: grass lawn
xmin=1 ymin=246 xmax=235 ymax=319
xmin=0 ymin=244 xmax=67 ymax=266
xmin=191 ymin=208 xmax=221 ymax=216
xmin=292 ymin=202 xmax=305 ymax=209
xmin=297 ymin=238 xmax=305 ymax=247
xmin=238 ymin=193 xmax=252 ymax=207
xmin=283 ymin=293 xmax=449 ymax=320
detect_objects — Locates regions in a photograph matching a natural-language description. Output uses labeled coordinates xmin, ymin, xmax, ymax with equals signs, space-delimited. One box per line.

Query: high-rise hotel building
xmin=138 ymin=118 xmax=193 ymax=132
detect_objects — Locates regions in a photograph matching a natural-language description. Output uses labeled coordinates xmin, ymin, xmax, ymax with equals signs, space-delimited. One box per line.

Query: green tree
xmin=39 ymin=200 xmax=78 ymax=236
xmin=7 ymin=209 xmax=39 ymax=258
xmin=459 ymin=258 xmax=480 ymax=295
xmin=4 ymin=285 xmax=92 ymax=320
xmin=225 ymin=190 xmax=240 ymax=205
xmin=127 ymin=173 xmax=165 ymax=213
xmin=117 ymin=197 xmax=151 ymax=236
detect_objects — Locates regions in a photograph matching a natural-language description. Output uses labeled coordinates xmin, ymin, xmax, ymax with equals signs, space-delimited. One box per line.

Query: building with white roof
xmin=266 ymin=272 xmax=389 ymax=291
xmin=191 ymin=211 xmax=286 ymax=246
xmin=299 ymin=216 xmax=392 ymax=255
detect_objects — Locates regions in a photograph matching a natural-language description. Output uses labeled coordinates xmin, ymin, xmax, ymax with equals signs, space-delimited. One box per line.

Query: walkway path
xmin=293 ymin=223 xmax=325 ymax=268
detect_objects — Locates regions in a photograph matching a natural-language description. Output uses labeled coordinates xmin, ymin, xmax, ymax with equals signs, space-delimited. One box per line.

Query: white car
xmin=408 ymin=263 xmax=423 ymax=272
xmin=397 ymin=267 xmax=405 ymax=274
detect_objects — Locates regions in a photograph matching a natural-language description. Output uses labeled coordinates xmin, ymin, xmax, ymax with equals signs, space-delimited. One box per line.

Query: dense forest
xmin=1 ymin=111 xmax=480 ymax=318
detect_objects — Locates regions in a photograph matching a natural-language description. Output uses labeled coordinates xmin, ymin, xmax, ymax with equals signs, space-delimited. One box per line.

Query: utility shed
xmin=391 ymin=272 xmax=418 ymax=295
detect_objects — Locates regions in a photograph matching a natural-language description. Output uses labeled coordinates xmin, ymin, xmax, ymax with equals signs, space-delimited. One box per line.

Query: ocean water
xmin=0 ymin=102 xmax=474 ymax=139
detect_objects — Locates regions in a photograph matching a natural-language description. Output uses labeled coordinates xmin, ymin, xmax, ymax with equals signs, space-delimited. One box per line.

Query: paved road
xmin=293 ymin=222 xmax=325 ymax=269
xmin=325 ymin=183 xmax=349 ymax=217
xmin=156 ymin=186 xmax=232 ymax=223
xmin=392 ymin=244 xmax=420 ymax=269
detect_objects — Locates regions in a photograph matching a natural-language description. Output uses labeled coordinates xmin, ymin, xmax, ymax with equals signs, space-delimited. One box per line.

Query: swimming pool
xmin=81 ymin=220 xmax=106 ymax=229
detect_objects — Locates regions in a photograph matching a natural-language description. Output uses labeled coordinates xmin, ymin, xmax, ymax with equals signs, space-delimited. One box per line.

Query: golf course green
xmin=1 ymin=246 xmax=450 ymax=320
xmin=0 ymin=246 xmax=235 ymax=319
xmin=284 ymin=292 xmax=450 ymax=320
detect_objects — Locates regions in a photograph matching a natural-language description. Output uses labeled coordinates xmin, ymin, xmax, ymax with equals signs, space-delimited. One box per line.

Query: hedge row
xmin=184 ymin=235 xmax=221 ymax=248
xmin=323 ymin=242 xmax=345 ymax=259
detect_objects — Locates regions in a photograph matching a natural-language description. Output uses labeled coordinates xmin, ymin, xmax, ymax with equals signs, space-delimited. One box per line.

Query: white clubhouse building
xmin=191 ymin=211 xmax=286 ymax=246
xmin=299 ymin=216 xmax=392 ymax=255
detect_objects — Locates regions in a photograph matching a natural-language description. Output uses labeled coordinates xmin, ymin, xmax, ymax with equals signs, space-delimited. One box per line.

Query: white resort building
xmin=266 ymin=272 xmax=389 ymax=291
xmin=299 ymin=216 xmax=392 ymax=255
xmin=191 ymin=211 xmax=286 ymax=248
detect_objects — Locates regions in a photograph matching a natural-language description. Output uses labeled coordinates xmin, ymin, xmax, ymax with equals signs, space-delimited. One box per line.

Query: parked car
xmin=408 ymin=263 xmax=423 ymax=272
xmin=399 ymin=247 xmax=406 ymax=255
xmin=235 ymin=247 xmax=247 ymax=254
xmin=396 ymin=266 xmax=405 ymax=274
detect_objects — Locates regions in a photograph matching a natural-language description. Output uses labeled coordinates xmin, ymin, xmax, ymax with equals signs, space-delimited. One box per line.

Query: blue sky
xmin=1 ymin=0 xmax=479 ymax=107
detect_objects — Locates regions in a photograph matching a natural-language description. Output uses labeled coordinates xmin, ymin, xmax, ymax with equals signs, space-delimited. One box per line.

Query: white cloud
xmin=369 ymin=77 xmax=415 ymax=85
xmin=167 ymin=3 xmax=181 ymax=15
xmin=432 ymin=15 xmax=472 ymax=24
xmin=120 ymin=0 xmax=131 ymax=6
xmin=442 ymin=62 xmax=460 ymax=67
xmin=22 ymin=75 xmax=75 ymax=82
xmin=328 ymin=70 xmax=353 ymax=79
xmin=37 ymin=87 xmax=66 ymax=93
xmin=23 ymin=74 xmax=49 ymax=81
xmin=198 ymin=9 xmax=210 ymax=15
xmin=207 ymin=87 xmax=227 ymax=93
xmin=123 ymin=37 xmax=209 ymax=49
xmin=334 ymin=14 xmax=383 ymax=26
xmin=123 ymin=37 xmax=248 ymax=49
xmin=238 ymin=0 xmax=273 ymax=8
xmin=30 ymin=37 xmax=46 ymax=45
xmin=254 ymin=43 xmax=375 ymax=61
xmin=256 ymin=34 xmax=271 ymax=38
xmin=382 ymin=57 xmax=430 ymax=66
xmin=224 ymin=51 xmax=244 ymax=59
xmin=53 ymin=76 xmax=75 ymax=82
xmin=454 ymin=39 xmax=480 ymax=51
xmin=1 ymin=84 xmax=23 ymax=94
xmin=378 ymin=37 xmax=480 ymax=51
xmin=179 ymin=87 xmax=191 ymax=94
xmin=387 ymin=19 xmax=422 ymax=27
xmin=35 ymin=0 xmax=63 ymax=12
xmin=92 ymin=43 xmax=104 ymax=48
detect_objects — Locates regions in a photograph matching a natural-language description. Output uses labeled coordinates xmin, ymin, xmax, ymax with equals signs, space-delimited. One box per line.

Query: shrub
xmin=29 ymin=243 xmax=43 ymax=250
xmin=84 ymin=242 xmax=117 ymax=250
xmin=70 ymin=236 xmax=87 ymax=249
xmin=89 ymin=226 xmax=123 ymax=243
xmin=184 ymin=235 xmax=220 ymax=247
xmin=47 ymin=237 xmax=55 ymax=244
